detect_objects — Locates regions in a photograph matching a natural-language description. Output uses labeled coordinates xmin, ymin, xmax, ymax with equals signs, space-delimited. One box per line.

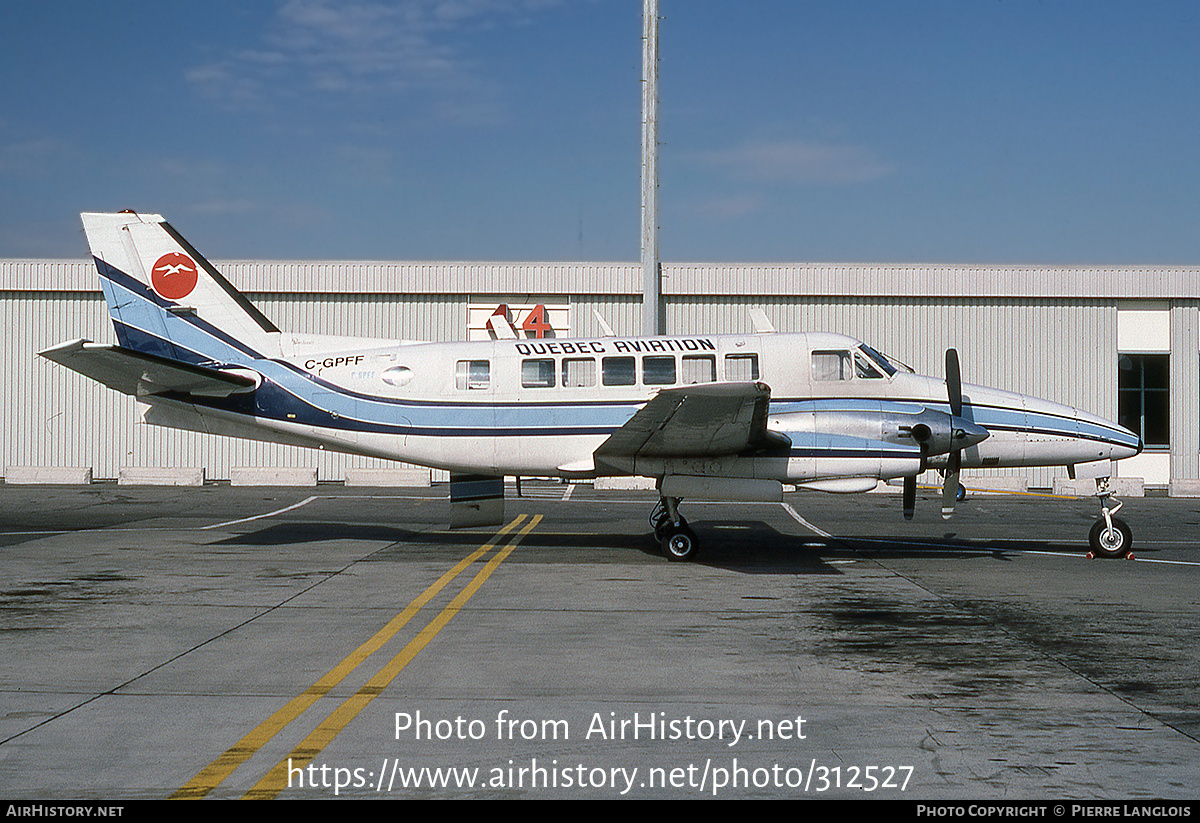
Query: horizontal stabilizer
xmin=39 ymin=339 xmax=259 ymax=397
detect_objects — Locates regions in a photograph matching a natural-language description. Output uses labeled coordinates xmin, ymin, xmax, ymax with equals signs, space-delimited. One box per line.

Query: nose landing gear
xmin=1088 ymin=477 xmax=1134 ymax=559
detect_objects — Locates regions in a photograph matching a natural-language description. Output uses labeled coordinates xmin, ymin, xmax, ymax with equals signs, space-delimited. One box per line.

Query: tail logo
xmin=151 ymin=252 xmax=199 ymax=300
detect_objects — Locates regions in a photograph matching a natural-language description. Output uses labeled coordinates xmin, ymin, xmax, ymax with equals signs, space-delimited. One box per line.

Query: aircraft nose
xmin=1115 ymin=431 xmax=1144 ymax=459
xmin=1087 ymin=406 xmax=1143 ymax=458
xmin=953 ymin=417 xmax=989 ymax=450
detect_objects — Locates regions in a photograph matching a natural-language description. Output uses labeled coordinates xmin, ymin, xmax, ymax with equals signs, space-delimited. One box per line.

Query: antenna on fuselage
xmin=749 ymin=308 xmax=776 ymax=333
xmin=593 ymin=309 xmax=616 ymax=337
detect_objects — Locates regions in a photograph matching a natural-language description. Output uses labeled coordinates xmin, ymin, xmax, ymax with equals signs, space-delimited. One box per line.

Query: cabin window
xmin=725 ymin=353 xmax=759 ymax=381
xmin=602 ymin=356 xmax=636 ymax=386
xmin=381 ymin=366 xmax=414 ymax=387
xmin=811 ymin=350 xmax=852 ymax=381
xmin=643 ymin=355 xmax=676 ymax=385
xmin=563 ymin=357 xmax=596 ymax=388
xmin=681 ymin=354 xmax=716 ymax=384
xmin=521 ymin=358 xmax=556 ymax=388
xmin=455 ymin=360 xmax=490 ymax=390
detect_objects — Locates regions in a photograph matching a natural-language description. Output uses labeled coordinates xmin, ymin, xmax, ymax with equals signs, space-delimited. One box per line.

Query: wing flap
xmin=596 ymin=381 xmax=778 ymax=459
xmin=39 ymin=339 xmax=259 ymax=397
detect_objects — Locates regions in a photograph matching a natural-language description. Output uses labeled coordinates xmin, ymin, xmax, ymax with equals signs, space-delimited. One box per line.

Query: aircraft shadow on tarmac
xmin=204 ymin=518 xmax=1110 ymax=575
xmin=208 ymin=518 xmax=845 ymax=573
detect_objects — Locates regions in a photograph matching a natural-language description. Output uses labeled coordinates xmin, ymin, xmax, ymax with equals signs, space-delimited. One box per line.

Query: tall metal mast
xmin=641 ymin=0 xmax=663 ymax=336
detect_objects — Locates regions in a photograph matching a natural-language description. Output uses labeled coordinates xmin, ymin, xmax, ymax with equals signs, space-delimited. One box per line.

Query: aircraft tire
xmin=653 ymin=515 xmax=687 ymax=543
xmin=1089 ymin=516 xmax=1133 ymax=559
xmin=661 ymin=525 xmax=699 ymax=562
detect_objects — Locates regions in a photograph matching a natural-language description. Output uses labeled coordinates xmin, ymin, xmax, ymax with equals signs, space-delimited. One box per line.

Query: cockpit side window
xmin=859 ymin=344 xmax=899 ymax=376
xmin=854 ymin=352 xmax=884 ymax=379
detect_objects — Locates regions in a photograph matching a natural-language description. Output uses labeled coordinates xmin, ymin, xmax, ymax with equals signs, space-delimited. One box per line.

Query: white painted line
xmin=201 ymin=495 xmax=319 ymax=530
xmin=1020 ymin=549 xmax=1200 ymax=568
xmin=562 ymin=484 xmax=575 ymax=501
xmin=780 ymin=503 xmax=834 ymax=539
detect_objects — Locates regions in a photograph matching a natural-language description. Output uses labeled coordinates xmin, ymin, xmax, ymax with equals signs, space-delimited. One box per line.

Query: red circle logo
xmin=150 ymin=252 xmax=199 ymax=300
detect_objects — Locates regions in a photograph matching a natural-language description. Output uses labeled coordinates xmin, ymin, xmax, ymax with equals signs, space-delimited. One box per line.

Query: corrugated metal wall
xmin=0 ymin=259 xmax=1193 ymax=485
xmin=1171 ymin=302 xmax=1200 ymax=482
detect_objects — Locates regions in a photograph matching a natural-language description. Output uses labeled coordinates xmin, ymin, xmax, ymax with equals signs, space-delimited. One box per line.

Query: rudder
xmin=82 ymin=211 xmax=279 ymax=366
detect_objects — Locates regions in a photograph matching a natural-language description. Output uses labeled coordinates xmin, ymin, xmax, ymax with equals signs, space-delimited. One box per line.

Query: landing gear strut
xmin=1089 ymin=477 xmax=1133 ymax=559
xmin=651 ymin=497 xmax=699 ymax=561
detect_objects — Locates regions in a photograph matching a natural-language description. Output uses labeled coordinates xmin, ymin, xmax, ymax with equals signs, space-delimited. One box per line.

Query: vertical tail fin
xmin=82 ymin=211 xmax=279 ymax=365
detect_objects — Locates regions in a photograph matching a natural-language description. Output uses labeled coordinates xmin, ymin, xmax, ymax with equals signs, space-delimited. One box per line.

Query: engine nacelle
xmin=771 ymin=407 xmax=988 ymax=462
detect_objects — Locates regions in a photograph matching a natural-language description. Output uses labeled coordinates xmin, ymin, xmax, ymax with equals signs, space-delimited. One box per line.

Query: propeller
xmin=900 ymin=348 xmax=988 ymax=521
xmin=941 ymin=348 xmax=964 ymax=519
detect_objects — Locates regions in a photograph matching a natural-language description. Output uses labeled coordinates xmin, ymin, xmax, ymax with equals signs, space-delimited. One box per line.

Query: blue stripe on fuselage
xmin=95 ymin=260 xmax=1137 ymax=451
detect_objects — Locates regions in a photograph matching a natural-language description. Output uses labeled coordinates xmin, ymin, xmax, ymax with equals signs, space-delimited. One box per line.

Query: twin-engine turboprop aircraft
xmin=41 ymin=212 xmax=1142 ymax=560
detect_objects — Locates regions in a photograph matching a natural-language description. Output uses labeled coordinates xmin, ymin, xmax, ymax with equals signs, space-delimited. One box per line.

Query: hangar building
xmin=1 ymin=257 xmax=1197 ymax=494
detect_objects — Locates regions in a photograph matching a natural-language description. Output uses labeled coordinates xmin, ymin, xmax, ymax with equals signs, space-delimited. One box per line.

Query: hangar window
xmin=725 ymin=353 xmax=759 ymax=381
xmin=455 ymin=360 xmax=490 ymax=391
xmin=563 ymin=358 xmax=596 ymax=388
xmin=1119 ymin=354 xmax=1169 ymax=448
xmin=681 ymin=354 xmax=716 ymax=384
xmin=811 ymin=350 xmax=852 ymax=381
xmin=643 ymin=356 xmax=676 ymax=385
xmin=602 ymin=356 xmax=636 ymax=386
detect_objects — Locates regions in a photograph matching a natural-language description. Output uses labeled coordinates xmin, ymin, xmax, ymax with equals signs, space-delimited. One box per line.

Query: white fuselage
xmin=164 ymin=330 xmax=1138 ymax=486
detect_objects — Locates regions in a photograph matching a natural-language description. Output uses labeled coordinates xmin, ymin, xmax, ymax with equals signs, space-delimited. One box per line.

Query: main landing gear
xmin=651 ymin=497 xmax=699 ymax=561
xmin=1089 ymin=477 xmax=1133 ymax=559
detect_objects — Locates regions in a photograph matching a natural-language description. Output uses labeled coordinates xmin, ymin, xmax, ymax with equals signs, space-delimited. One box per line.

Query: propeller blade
xmin=946 ymin=348 xmax=962 ymax=418
xmin=903 ymin=475 xmax=916 ymax=520
xmin=941 ymin=449 xmax=960 ymax=519
xmin=942 ymin=348 xmax=966 ymax=519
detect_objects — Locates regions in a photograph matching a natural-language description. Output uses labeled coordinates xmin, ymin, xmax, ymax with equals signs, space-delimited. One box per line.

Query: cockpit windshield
xmin=858 ymin=344 xmax=901 ymax=376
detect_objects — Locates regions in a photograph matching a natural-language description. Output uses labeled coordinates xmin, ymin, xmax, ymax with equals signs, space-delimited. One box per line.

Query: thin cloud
xmin=0 ymin=135 xmax=80 ymax=178
xmin=689 ymin=193 xmax=764 ymax=221
xmin=691 ymin=138 xmax=894 ymax=186
xmin=188 ymin=0 xmax=563 ymax=107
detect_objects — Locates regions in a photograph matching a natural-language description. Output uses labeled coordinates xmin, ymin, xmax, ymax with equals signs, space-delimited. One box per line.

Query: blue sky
xmin=2 ymin=0 xmax=1198 ymax=264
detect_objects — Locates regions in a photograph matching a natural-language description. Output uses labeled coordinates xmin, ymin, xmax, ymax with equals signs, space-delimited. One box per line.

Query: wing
xmin=39 ymin=339 xmax=259 ymax=397
xmin=596 ymin=381 xmax=787 ymax=459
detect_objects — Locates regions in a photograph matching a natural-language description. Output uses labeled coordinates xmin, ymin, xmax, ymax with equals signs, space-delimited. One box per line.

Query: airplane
xmin=40 ymin=211 xmax=1142 ymax=561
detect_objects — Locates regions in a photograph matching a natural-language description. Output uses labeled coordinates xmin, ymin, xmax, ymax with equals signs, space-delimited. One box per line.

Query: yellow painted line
xmin=243 ymin=514 xmax=542 ymax=800
xmin=171 ymin=515 xmax=530 ymax=800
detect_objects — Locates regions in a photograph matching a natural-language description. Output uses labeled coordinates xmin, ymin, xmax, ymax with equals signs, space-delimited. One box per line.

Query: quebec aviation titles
xmin=513 ymin=338 xmax=717 ymax=356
